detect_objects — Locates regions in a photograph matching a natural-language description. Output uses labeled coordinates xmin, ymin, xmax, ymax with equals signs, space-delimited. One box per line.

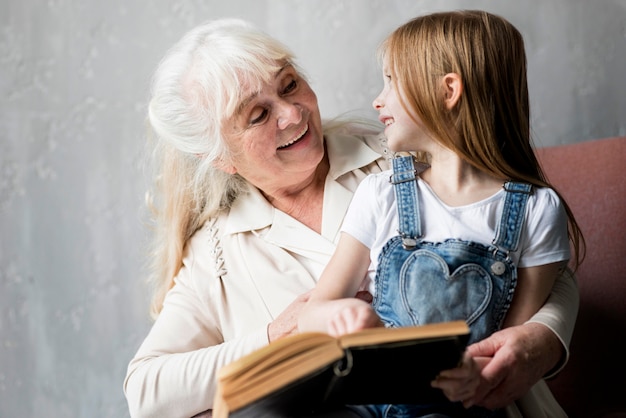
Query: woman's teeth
xmin=278 ymin=124 xmax=308 ymax=149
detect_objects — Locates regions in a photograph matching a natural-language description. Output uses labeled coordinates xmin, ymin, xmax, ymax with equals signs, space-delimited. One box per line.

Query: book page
xmin=338 ymin=320 xmax=469 ymax=348
xmin=221 ymin=342 xmax=344 ymax=411
xmin=218 ymin=332 xmax=334 ymax=381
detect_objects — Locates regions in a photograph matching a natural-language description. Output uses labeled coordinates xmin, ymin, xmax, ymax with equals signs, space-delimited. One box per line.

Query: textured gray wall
xmin=1 ymin=1 xmax=625 ymax=417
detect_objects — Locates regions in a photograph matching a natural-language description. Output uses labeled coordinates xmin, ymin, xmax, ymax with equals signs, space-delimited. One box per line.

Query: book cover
xmin=213 ymin=320 xmax=470 ymax=417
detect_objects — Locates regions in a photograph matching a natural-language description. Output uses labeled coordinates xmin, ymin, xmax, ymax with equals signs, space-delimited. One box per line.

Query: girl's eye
xmin=250 ymin=108 xmax=268 ymax=125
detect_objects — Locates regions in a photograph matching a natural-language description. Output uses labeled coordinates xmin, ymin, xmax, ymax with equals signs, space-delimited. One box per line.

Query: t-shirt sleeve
xmin=518 ymin=187 xmax=570 ymax=268
xmin=341 ymin=174 xmax=383 ymax=249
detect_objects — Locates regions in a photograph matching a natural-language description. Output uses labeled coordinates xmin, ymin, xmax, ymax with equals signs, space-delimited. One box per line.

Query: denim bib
xmin=363 ymin=155 xmax=531 ymax=418
xmin=373 ymin=155 xmax=531 ymax=345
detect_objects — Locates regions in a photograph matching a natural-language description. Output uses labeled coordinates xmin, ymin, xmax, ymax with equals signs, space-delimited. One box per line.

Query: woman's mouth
xmin=277 ymin=124 xmax=309 ymax=149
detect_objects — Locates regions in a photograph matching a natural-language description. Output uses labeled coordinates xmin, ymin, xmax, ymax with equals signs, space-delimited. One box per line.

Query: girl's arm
xmin=298 ymin=233 xmax=380 ymax=336
xmin=503 ymin=261 xmax=566 ymax=328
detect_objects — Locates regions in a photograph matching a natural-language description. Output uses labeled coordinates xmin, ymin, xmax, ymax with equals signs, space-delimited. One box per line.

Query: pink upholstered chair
xmin=536 ymin=136 xmax=626 ymax=418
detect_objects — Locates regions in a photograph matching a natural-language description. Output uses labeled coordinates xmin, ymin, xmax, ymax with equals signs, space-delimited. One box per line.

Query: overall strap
xmin=390 ymin=155 xmax=421 ymax=249
xmin=493 ymin=182 xmax=533 ymax=252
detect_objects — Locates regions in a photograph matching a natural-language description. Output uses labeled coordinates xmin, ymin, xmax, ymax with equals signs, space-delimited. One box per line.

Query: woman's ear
xmin=442 ymin=73 xmax=463 ymax=109
xmin=213 ymin=157 xmax=237 ymax=174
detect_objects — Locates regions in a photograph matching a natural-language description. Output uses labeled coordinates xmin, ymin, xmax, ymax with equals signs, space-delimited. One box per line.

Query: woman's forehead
xmin=233 ymin=63 xmax=295 ymax=111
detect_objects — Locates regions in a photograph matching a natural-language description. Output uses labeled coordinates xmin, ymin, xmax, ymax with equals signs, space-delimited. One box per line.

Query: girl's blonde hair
xmin=144 ymin=19 xmax=299 ymax=317
xmin=381 ymin=10 xmax=584 ymax=270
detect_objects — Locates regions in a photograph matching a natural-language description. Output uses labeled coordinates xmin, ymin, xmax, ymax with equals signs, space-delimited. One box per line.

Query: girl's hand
xmin=328 ymin=299 xmax=383 ymax=337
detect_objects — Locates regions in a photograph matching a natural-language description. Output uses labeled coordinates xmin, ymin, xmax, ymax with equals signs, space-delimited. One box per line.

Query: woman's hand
xmin=268 ymin=291 xmax=312 ymax=342
xmin=464 ymin=322 xmax=564 ymax=409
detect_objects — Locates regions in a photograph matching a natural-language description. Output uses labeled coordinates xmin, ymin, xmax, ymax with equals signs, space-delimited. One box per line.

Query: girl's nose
xmin=372 ymin=94 xmax=384 ymax=110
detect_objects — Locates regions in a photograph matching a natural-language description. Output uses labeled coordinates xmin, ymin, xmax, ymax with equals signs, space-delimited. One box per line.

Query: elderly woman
xmin=124 ymin=18 xmax=577 ymax=418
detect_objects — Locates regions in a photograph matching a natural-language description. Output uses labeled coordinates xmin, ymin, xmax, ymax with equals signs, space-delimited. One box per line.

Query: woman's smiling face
xmin=220 ymin=64 xmax=325 ymax=193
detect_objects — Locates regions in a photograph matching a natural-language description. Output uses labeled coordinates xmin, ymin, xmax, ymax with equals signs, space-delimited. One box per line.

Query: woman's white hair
xmin=145 ymin=18 xmax=299 ymax=316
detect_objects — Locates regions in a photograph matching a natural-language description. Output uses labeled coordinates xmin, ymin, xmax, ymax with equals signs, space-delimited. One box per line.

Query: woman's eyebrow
xmin=236 ymin=92 xmax=259 ymax=116
xmin=235 ymin=64 xmax=292 ymax=116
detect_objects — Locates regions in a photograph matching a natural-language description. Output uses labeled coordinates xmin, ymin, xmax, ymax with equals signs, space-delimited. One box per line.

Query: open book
xmin=212 ymin=320 xmax=470 ymax=417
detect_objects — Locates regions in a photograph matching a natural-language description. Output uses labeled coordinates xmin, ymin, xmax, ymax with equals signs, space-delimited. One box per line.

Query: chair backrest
xmin=535 ymin=136 xmax=626 ymax=418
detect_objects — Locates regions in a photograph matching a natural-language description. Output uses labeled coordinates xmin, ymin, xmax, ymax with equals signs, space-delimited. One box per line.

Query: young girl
xmin=298 ymin=10 xmax=584 ymax=417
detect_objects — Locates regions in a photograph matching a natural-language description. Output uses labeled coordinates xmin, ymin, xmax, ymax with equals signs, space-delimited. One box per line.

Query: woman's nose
xmin=277 ymin=101 xmax=302 ymax=130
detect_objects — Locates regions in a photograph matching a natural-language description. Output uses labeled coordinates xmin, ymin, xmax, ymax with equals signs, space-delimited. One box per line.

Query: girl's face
xmin=220 ymin=64 xmax=325 ymax=194
xmin=372 ymin=57 xmax=433 ymax=153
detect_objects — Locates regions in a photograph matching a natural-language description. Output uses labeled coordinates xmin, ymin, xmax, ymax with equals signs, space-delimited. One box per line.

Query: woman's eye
xmin=250 ymin=108 xmax=268 ymax=125
xmin=282 ymin=79 xmax=297 ymax=94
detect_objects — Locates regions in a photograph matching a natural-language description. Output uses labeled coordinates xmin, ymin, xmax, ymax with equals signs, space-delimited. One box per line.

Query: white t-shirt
xmin=342 ymin=170 xmax=571 ymax=291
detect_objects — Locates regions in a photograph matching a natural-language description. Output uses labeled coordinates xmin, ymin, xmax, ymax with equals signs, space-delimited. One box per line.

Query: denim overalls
xmin=365 ymin=155 xmax=532 ymax=418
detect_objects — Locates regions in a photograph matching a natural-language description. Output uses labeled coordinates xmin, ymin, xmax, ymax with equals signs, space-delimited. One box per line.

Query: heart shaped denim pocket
xmin=398 ymin=249 xmax=492 ymax=327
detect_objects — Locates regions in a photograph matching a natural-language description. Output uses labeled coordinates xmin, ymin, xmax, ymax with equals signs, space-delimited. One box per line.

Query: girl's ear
xmin=442 ymin=73 xmax=463 ymax=109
